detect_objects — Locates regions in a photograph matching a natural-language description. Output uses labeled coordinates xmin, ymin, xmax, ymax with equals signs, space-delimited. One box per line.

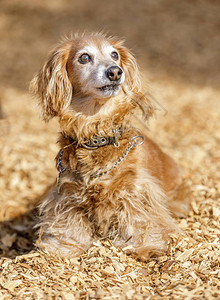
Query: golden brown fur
xmin=30 ymin=33 xmax=183 ymax=260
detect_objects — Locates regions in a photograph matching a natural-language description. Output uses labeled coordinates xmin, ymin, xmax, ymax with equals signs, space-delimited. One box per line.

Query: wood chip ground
xmin=0 ymin=1 xmax=219 ymax=299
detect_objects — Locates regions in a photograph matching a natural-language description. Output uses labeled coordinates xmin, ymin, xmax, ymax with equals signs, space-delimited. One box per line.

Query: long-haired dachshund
xmin=30 ymin=33 xmax=183 ymax=259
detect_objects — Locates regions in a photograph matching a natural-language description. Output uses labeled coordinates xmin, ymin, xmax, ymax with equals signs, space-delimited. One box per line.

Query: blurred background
xmin=0 ymin=0 xmax=219 ymax=220
xmin=1 ymin=0 xmax=220 ymax=90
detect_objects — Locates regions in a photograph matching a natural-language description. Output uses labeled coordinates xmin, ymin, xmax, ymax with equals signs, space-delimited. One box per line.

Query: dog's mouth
xmin=98 ymin=84 xmax=120 ymax=92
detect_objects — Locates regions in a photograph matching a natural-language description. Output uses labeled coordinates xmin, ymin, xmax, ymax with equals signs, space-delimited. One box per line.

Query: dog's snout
xmin=106 ymin=66 xmax=123 ymax=81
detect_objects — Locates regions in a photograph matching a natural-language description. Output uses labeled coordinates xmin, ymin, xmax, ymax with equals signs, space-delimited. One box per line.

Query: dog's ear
xmin=30 ymin=41 xmax=73 ymax=121
xmin=112 ymin=40 xmax=154 ymax=119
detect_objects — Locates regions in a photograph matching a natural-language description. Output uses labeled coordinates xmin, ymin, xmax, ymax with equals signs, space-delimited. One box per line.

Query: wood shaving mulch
xmin=0 ymin=81 xmax=219 ymax=299
xmin=0 ymin=1 xmax=220 ymax=298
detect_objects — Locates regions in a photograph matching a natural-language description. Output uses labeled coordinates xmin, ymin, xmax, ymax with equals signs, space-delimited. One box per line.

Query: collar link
xmin=81 ymin=126 xmax=124 ymax=150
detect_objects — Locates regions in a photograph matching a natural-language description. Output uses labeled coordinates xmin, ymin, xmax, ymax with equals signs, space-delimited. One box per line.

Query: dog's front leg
xmin=111 ymin=193 xmax=178 ymax=261
xmin=114 ymin=217 xmax=169 ymax=261
xmin=36 ymin=188 xmax=94 ymax=257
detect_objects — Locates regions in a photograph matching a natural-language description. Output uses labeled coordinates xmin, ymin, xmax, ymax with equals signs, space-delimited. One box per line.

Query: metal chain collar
xmin=91 ymin=136 xmax=145 ymax=178
xmin=56 ymin=149 xmax=66 ymax=185
xmin=56 ymin=135 xmax=145 ymax=183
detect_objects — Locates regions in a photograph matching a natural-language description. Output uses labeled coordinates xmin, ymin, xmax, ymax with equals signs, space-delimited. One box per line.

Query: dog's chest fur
xmin=57 ymin=130 xmax=145 ymax=238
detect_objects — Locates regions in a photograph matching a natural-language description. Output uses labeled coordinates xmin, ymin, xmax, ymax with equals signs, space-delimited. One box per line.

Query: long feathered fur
xmin=30 ymin=33 xmax=184 ymax=260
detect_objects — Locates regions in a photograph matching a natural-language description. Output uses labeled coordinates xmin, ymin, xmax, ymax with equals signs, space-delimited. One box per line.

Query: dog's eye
xmin=78 ymin=53 xmax=91 ymax=64
xmin=111 ymin=51 xmax=119 ymax=61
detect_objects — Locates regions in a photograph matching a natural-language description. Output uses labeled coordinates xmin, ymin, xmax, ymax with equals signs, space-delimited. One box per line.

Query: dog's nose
xmin=106 ymin=66 xmax=123 ymax=81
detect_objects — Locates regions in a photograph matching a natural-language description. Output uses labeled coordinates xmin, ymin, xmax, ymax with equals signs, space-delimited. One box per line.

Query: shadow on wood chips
xmin=0 ymin=210 xmax=37 ymax=259
xmin=0 ymin=184 xmax=54 ymax=258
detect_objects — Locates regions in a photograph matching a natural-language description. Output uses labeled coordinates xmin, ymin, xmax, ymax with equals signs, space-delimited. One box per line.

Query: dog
xmin=30 ymin=33 xmax=183 ymax=259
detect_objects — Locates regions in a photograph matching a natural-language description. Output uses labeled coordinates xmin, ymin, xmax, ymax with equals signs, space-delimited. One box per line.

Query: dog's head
xmin=30 ymin=33 xmax=152 ymax=121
